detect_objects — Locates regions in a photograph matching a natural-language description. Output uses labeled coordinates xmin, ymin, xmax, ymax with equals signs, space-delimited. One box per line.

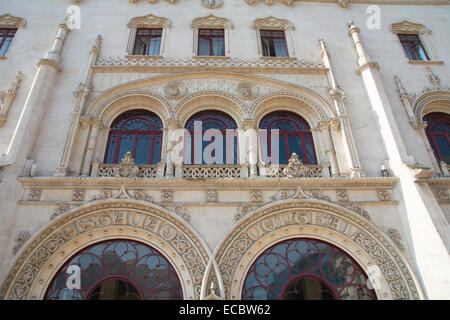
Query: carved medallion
xmin=237 ymin=82 xmax=257 ymax=100
xmin=164 ymin=82 xmax=186 ymax=100
xmin=201 ymin=0 xmax=223 ymax=8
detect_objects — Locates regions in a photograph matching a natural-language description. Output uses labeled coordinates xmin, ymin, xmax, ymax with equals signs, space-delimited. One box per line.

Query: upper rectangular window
xmin=198 ymin=29 xmax=225 ymax=56
xmin=0 ymin=28 xmax=17 ymax=56
xmin=260 ymin=30 xmax=288 ymax=58
xmin=398 ymin=34 xmax=430 ymax=61
xmin=132 ymin=28 xmax=162 ymax=56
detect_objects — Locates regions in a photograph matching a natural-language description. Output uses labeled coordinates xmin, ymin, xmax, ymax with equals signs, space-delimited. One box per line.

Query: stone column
xmin=165 ymin=119 xmax=183 ymax=177
xmin=349 ymin=21 xmax=450 ymax=299
xmin=317 ymin=120 xmax=339 ymax=176
xmin=81 ymin=119 xmax=103 ymax=175
xmin=2 ymin=23 xmax=70 ymax=164
xmin=56 ymin=35 xmax=102 ymax=176
xmin=319 ymin=38 xmax=362 ymax=177
xmin=242 ymin=120 xmax=258 ymax=177
xmin=329 ymin=88 xmax=362 ymax=177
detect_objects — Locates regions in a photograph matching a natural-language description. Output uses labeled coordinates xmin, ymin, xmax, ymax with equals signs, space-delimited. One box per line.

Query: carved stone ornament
xmin=250 ymin=190 xmax=263 ymax=202
xmin=27 ymin=189 xmax=42 ymax=201
xmin=206 ymin=190 xmax=218 ymax=202
xmin=164 ymin=82 xmax=186 ymax=100
xmin=162 ymin=190 xmax=174 ymax=202
xmin=237 ymin=82 xmax=257 ymax=100
xmin=0 ymin=13 xmax=26 ymax=29
xmin=283 ymin=153 xmax=313 ymax=178
xmin=377 ymin=190 xmax=392 ymax=201
xmin=72 ymin=189 xmax=85 ymax=201
xmin=386 ymin=228 xmax=405 ymax=251
xmin=50 ymin=203 xmax=70 ymax=221
xmin=113 ymin=152 xmax=140 ymax=177
xmin=201 ymin=0 xmax=223 ymax=8
xmin=12 ymin=231 xmax=31 ymax=255
xmin=435 ymin=189 xmax=450 ymax=201
xmin=349 ymin=203 xmax=370 ymax=220
xmin=336 ymin=190 xmax=349 ymax=202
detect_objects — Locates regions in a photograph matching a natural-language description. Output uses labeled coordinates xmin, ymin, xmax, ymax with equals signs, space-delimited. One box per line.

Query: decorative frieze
xmin=95 ymin=56 xmax=325 ymax=74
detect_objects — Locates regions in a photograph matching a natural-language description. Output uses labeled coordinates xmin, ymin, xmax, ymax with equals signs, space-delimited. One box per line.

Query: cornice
xmin=17 ymin=176 xmax=399 ymax=189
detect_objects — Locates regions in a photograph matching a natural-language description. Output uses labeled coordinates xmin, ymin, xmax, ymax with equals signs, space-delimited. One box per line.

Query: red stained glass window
xmin=104 ymin=109 xmax=163 ymax=165
xmin=44 ymin=240 xmax=183 ymax=300
xmin=242 ymin=238 xmax=376 ymax=300
xmin=424 ymin=112 xmax=450 ymax=163
xmin=184 ymin=110 xmax=238 ymax=165
xmin=259 ymin=111 xmax=317 ymax=165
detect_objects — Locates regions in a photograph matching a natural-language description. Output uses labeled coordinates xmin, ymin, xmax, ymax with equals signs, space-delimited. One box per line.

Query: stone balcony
xmin=89 ymin=152 xmax=329 ymax=179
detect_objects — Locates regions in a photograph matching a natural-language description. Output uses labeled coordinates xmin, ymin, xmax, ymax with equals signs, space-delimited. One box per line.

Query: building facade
xmin=0 ymin=0 xmax=449 ymax=300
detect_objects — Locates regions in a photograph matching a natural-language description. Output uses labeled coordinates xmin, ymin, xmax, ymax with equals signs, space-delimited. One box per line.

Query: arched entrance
xmin=44 ymin=239 xmax=183 ymax=300
xmin=0 ymin=200 xmax=210 ymax=300
xmin=241 ymin=238 xmax=376 ymax=300
xmin=212 ymin=198 xmax=422 ymax=300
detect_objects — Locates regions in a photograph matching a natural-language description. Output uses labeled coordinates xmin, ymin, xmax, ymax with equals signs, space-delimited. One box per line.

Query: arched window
xmin=259 ymin=111 xmax=317 ymax=165
xmin=424 ymin=112 xmax=450 ymax=164
xmin=184 ymin=110 xmax=238 ymax=165
xmin=104 ymin=109 xmax=163 ymax=165
xmin=242 ymin=238 xmax=376 ymax=300
xmin=44 ymin=239 xmax=183 ymax=300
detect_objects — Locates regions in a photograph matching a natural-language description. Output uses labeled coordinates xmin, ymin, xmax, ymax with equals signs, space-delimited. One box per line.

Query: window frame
xmin=197 ymin=28 xmax=225 ymax=56
xmin=251 ymin=17 xmax=296 ymax=59
xmin=424 ymin=112 xmax=450 ymax=164
xmin=259 ymin=111 xmax=318 ymax=165
xmin=397 ymin=33 xmax=430 ymax=61
xmin=0 ymin=28 xmax=17 ymax=57
xmin=132 ymin=27 xmax=163 ymax=56
xmin=260 ymin=29 xmax=289 ymax=58
xmin=126 ymin=14 xmax=170 ymax=57
xmin=391 ymin=21 xmax=441 ymax=63
xmin=0 ymin=14 xmax=26 ymax=58
xmin=104 ymin=109 xmax=164 ymax=165
xmin=191 ymin=15 xmax=232 ymax=57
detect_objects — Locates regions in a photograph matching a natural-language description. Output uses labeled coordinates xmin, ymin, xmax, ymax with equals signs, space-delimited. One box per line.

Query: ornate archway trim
xmin=86 ymin=71 xmax=332 ymax=119
xmin=213 ymin=199 xmax=422 ymax=300
xmin=0 ymin=199 xmax=210 ymax=300
xmin=413 ymin=90 xmax=450 ymax=121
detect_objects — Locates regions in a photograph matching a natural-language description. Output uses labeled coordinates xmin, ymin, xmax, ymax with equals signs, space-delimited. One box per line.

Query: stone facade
xmin=0 ymin=0 xmax=449 ymax=300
